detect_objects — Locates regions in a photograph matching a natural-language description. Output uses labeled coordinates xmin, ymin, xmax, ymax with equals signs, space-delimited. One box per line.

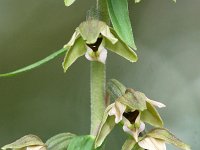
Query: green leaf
xmin=0 ymin=48 xmax=67 ymax=77
xmin=147 ymin=128 xmax=191 ymax=150
xmin=106 ymin=79 xmax=127 ymax=102
xmin=141 ymin=102 xmax=164 ymax=127
xmin=68 ymin=135 xmax=97 ymax=150
xmin=107 ymin=0 xmax=137 ymax=49
xmin=105 ymin=28 xmax=138 ymax=63
xmin=95 ymin=105 xmax=116 ymax=148
xmin=62 ymin=37 xmax=86 ymax=72
xmin=46 ymin=133 xmax=76 ymax=150
xmin=2 ymin=134 xmax=45 ymax=150
xmin=122 ymin=138 xmax=136 ymax=150
xmin=64 ymin=0 xmax=76 ymax=6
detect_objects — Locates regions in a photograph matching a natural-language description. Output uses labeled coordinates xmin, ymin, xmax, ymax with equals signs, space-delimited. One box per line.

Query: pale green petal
xmin=95 ymin=104 xmax=116 ymax=148
xmin=138 ymin=137 xmax=166 ymax=150
xmin=141 ymin=102 xmax=164 ymax=127
xmin=147 ymin=128 xmax=191 ymax=150
xmin=117 ymin=91 xmax=147 ymax=111
xmin=63 ymin=31 xmax=80 ymax=48
xmin=146 ymin=99 xmax=166 ymax=108
xmin=62 ymin=37 xmax=87 ymax=72
xmin=78 ymin=20 xmax=106 ymax=44
xmin=2 ymin=135 xmax=45 ymax=150
xmin=122 ymin=138 xmax=136 ymax=150
xmin=64 ymin=0 xmax=76 ymax=6
xmin=105 ymin=28 xmax=138 ymax=62
xmin=27 ymin=146 xmax=46 ymax=150
xmin=101 ymin=26 xmax=118 ymax=44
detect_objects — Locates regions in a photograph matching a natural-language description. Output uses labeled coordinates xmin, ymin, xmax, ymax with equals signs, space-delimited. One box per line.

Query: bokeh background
xmin=0 ymin=0 xmax=199 ymax=149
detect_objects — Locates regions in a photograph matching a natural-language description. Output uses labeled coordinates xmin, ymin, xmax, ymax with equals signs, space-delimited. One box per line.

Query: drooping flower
xmin=95 ymin=79 xmax=165 ymax=148
xmin=62 ymin=20 xmax=137 ymax=72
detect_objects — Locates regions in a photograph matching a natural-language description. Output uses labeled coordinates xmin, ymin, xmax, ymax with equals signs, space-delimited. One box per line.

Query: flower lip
xmin=123 ymin=110 xmax=139 ymax=124
xmin=87 ymin=37 xmax=103 ymax=52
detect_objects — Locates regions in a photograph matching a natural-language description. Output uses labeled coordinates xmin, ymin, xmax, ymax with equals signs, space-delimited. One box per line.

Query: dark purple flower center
xmin=123 ymin=110 xmax=139 ymax=124
xmin=87 ymin=38 xmax=102 ymax=52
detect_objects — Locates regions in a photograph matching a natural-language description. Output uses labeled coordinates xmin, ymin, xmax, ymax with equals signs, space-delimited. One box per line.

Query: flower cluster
xmin=95 ymin=79 xmax=190 ymax=150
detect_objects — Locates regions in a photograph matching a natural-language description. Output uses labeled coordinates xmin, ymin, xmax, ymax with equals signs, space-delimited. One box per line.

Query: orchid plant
xmin=0 ymin=0 xmax=190 ymax=150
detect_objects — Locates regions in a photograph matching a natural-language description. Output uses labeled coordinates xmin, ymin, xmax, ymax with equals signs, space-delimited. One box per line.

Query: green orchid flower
xmin=95 ymin=79 xmax=165 ymax=148
xmin=62 ymin=19 xmax=138 ymax=72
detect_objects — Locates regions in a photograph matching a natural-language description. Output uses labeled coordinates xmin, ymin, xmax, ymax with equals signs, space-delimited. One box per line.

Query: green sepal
xmin=147 ymin=128 xmax=191 ymax=150
xmin=64 ymin=0 xmax=76 ymax=6
xmin=46 ymin=133 xmax=76 ymax=150
xmin=78 ymin=20 xmax=118 ymax=44
xmin=95 ymin=105 xmax=116 ymax=148
xmin=68 ymin=135 xmax=100 ymax=150
xmin=141 ymin=102 xmax=164 ymax=127
xmin=78 ymin=20 xmax=105 ymax=44
xmin=118 ymin=90 xmax=147 ymax=111
xmin=0 ymin=48 xmax=67 ymax=77
xmin=2 ymin=134 xmax=45 ymax=150
xmin=105 ymin=28 xmax=138 ymax=62
xmin=106 ymin=79 xmax=126 ymax=102
xmin=62 ymin=37 xmax=86 ymax=72
xmin=122 ymin=137 xmax=136 ymax=150
xmin=107 ymin=0 xmax=137 ymax=49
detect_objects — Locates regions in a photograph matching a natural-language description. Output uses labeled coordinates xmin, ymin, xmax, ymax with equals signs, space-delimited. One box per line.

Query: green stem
xmin=97 ymin=0 xmax=110 ymax=24
xmin=90 ymin=62 xmax=106 ymax=136
xmin=90 ymin=0 xmax=109 ymax=136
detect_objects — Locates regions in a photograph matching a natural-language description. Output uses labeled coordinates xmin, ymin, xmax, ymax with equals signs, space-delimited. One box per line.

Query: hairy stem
xmin=97 ymin=0 xmax=110 ymax=24
xmin=90 ymin=62 xmax=106 ymax=136
xmin=90 ymin=0 xmax=109 ymax=136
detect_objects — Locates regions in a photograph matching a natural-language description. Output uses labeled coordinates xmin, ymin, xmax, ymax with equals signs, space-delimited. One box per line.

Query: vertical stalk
xmin=90 ymin=0 xmax=109 ymax=136
xmin=90 ymin=62 xmax=106 ymax=135
xmin=97 ymin=0 xmax=110 ymax=24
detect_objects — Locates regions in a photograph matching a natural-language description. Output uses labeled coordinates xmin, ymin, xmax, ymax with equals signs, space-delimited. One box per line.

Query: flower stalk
xmin=90 ymin=0 xmax=109 ymax=136
xmin=90 ymin=62 xmax=106 ymax=135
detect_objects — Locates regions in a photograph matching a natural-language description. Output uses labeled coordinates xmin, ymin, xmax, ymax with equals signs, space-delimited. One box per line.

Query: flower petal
xmin=85 ymin=46 xmax=95 ymax=61
xmin=62 ymin=37 xmax=87 ymax=72
xmin=122 ymin=117 xmax=145 ymax=142
xmin=78 ymin=20 xmax=106 ymax=44
xmin=101 ymin=26 xmax=118 ymax=44
xmin=95 ymin=104 xmax=116 ymax=148
xmin=85 ymin=44 xmax=107 ymax=64
xmin=63 ymin=31 xmax=80 ymax=48
xmin=26 ymin=146 xmax=46 ymax=150
xmin=97 ymin=45 xmax=107 ymax=64
xmin=138 ymin=137 xmax=166 ymax=150
xmin=104 ymin=28 xmax=138 ymax=63
xmin=146 ymin=99 xmax=166 ymax=108
xmin=108 ymin=101 xmax=126 ymax=123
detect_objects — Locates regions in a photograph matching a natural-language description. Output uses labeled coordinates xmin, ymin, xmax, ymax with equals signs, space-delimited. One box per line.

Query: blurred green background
xmin=0 ymin=0 xmax=199 ymax=149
